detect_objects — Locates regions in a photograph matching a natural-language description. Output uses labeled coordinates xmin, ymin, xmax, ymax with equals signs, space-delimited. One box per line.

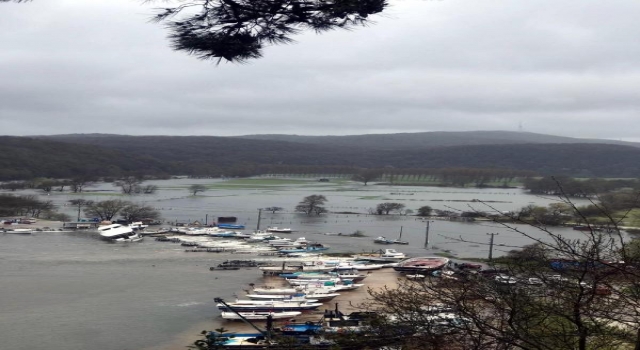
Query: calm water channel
xmin=0 ymin=178 xmax=621 ymax=350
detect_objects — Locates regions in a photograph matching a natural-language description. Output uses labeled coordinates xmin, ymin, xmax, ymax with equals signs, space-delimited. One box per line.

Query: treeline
xmin=523 ymin=176 xmax=640 ymax=197
xmin=3 ymin=135 xmax=640 ymax=180
xmin=0 ymin=194 xmax=65 ymax=220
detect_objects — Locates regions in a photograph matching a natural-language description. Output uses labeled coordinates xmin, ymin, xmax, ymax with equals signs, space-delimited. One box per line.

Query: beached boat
xmin=355 ymin=248 xmax=408 ymax=263
xmin=220 ymin=311 xmax=301 ymax=321
xmin=97 ymin=224 xmax=143 ymax=242
xmin=216 ymin=300 xmax=323 ymax=312
xmin=393 ymin=257 xmax=449 ymax=273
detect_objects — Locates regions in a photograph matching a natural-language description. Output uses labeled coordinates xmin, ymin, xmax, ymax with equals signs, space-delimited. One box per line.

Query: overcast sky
xmin=2 ymin=0 xmax=640 ymax=140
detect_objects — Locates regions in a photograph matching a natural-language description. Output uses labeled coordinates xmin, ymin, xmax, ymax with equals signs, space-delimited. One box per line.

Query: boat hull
xmin=393 ymin=257 xmax=449 ymax=273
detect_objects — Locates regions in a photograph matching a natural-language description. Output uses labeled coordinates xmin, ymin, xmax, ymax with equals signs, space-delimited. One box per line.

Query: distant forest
xmin=0 ymin=131 xmax=639 ymax=181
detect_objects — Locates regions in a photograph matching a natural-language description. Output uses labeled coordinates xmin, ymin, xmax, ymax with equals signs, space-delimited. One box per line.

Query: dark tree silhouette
xmin=149 ymin=0 xmax=388 ymax=63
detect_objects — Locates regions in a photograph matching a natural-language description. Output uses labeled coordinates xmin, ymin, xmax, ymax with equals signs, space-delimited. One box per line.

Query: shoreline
xmin=147 ymin=268 xmax=401 ymax=349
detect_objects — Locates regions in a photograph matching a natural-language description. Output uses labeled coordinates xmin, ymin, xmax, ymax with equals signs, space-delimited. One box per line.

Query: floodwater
xmin=0 ymin=178 xmax=622 ymax=350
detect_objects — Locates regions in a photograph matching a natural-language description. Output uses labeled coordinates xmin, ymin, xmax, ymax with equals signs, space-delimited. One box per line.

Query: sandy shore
xmin=215 ymin=268 xmax=401 ymax=331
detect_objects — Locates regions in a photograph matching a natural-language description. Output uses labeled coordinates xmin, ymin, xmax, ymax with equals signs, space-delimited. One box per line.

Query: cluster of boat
xmin=155 ymin=228 xmax=331 ymax=255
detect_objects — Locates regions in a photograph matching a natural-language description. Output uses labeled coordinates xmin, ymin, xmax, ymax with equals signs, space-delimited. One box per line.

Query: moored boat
xmin=220 ymin=311 xmax=301 ymax=321
xmin=373 ymin=236 xmax=394 ymax=244
xmin=216 ymin=300 xmax=323 ymax=312
xmin=267 ymin=227 xmax=293 ymax=233
xmin=393 ymin=256 xmax=449 ymax=273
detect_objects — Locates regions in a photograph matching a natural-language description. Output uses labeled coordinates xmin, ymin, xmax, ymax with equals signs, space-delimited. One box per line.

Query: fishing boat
xmin=216 ymin=300 xmax=323 ymax=312
xmin=97 ymin=224 xmax=143 ymax=242
xmin=393 ymin=257 xmax=450 ymax=273
xmin=220 ymin=311 xmax=301 ymax=321
xmin=247 ymin=292 xmax=339 ymax=302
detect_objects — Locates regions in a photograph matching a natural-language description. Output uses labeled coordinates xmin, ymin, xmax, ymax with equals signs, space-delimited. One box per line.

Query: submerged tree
xmin=376 ymin=202 xmax=405 ymax=215
xmin=189 ymin=184 xmax=207 ymax=196
xmin=295 ymin=194 xmax=327 ymax=215
xmin=352 ymin=169 xmax=383 ymax=186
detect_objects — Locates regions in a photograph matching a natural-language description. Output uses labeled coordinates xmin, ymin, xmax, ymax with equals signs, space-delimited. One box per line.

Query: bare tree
xmin=361 ymin=184 xmax=640 ymax=350
xmin=68 ymin=199 xmax=94 ymax=221
xmin=85 ymin=200 xmax=129 ymax=221
xmin=352 ymin=169 xmax=383 ymax=186
xmin=264 ymin=206 xmax=284 ymax=214
xmin=189 ymin=184 xmax=207 ymax=196
xmin=376 ymin=202 xmax=405 ymax=215
xmin=115 ymin=176 xmax=142 ymax=195
xmin=120 ymin=204 xmax=161 ymax=223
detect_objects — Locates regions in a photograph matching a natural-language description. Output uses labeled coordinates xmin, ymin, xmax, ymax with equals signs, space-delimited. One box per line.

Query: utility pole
xmin=487 ymin=233 xmax=499 ymax=262
xmin=424 ymin=221 xmax=431 ymax=249
xmin=256 ymin=208 xmax=262 ymax=231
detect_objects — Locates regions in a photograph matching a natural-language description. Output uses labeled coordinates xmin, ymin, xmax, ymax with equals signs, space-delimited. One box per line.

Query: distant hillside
xmin=23 ymin=134 xmax=640 ymax=179
xmin=236 ymin=131 xmax=640 ymax=150
xmin=0 ymin=136 xmax=174 ymax=180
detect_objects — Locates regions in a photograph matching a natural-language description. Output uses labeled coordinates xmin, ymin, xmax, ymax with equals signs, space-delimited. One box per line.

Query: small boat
xmin=350 ymin=263 xmax=384 ymax=271
xmin=278 ymin=243 xmax=329 ymax=254
xmin=393 ymin=257 xmax=450 ymax=273
xmin=251 ymin=287 xmax=304 ymax=295
xmin=3 ymin=228 xmax=33 ymax=234
xmin=220 ymin=311 xmax=301 ymax=321
xmin=392 ymin=226 xmax=409 ymax=245
xmin=98 ymin=224 xmax=143 ymax=242
xmin=267 ymin=227 xmax=293 ymax=233
xmin=374 ymin=236 xmax=394 ymax=244
xmin=217 ymin=223 xmax=245 ymax=229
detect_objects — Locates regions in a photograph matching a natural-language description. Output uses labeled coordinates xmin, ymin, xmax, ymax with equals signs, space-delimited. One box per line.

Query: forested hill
xmin=0 ymin=134 xmax=630 ymax=180
xmin=235 ymin=131 xmax=640 ymax=150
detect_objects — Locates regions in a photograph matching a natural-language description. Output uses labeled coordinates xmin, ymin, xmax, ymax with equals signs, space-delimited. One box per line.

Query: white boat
xmin=128 ymin=221 xmax=148 ymax=231
xmin=351 ymin=263 xmax=384 ymax=271
xmin=267 ymin=227 xmax=292 ymax=233
xmin=220 ymin=311 xmax=301 ymax=321
xmin=217 ymin=300 xmax=323 ymax=312
xmin=251 ymin=286 xmax=304 ymax=295
xmin=3 ymin=228 xmax=33 ymax=234
xmin=98 ymin=224 xmax=143 ymax=242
